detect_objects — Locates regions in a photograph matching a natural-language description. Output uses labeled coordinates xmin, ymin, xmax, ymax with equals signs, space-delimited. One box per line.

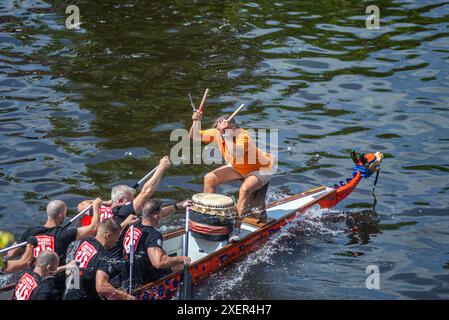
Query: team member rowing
xmin=12 ymin=250 xmax=60 ymax=300
xmin=64 ymin=217 xmax=135 ymax=300
xmin=1 ymin=237 xmax=36 ymax=274
xmin=8 ymin=199 xmax=100 ymax=262
xmin=77 ymin=156 xmax=172 ymax=259
xmin=121 ymin=199 xmax=191 ymax=290
xmin=7 ymin=198 xmax=101 ymax=298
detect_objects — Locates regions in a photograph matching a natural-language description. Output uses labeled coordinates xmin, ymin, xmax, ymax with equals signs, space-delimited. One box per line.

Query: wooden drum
xmin=189 ymin=193 xmax=236 ymax=241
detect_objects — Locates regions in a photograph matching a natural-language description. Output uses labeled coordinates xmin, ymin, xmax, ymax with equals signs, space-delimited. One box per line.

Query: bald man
xmin=8 ymin=198 xmax=102 ymax=297
xmin=12 ymin=250 xmax=60 ymax=300
xmin=9 ymin=198 xmax=101 ymax=263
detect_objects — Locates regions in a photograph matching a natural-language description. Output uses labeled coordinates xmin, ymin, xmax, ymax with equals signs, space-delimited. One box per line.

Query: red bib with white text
xmin=99 ymin=205 xmax=113 ymax=222
xmin=14 ymin=273 xmax=38 ymax=300
xmin=74 ymin=241 xmax=98 ymax=269
xmin=33 ymin=235 xmax=55 ymax=258
xmin=123 ymin=227 xmax=143 ymax=255
xmin=81 ymin=205 xmax=113 ymax=226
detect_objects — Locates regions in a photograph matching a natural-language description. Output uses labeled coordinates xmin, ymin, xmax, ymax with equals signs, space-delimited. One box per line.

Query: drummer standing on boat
xmin=189 ymin=110 xmax=275 ymax=242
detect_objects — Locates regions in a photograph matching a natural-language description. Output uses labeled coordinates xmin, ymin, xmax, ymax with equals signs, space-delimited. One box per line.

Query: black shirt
xmin=19 ymin=225 xmax=78 ymax=265
xmin=12 ymin=271 xmax=58 ymax=300
xmin=108 ymin=202 xmax=136 ymax=259
xmin=63 ymin=237 xmax=111 ymax=300
xmin=121 ymin=222 xmax=170 ymax=289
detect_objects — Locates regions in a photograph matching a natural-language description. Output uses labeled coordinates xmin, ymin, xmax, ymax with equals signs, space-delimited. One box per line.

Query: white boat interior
xmin=163 ymin=186 xmax=333 ymax=263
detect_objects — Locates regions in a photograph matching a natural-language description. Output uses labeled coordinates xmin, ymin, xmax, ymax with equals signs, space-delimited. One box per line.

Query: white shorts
xmin=226 ymin=163 xmax=273 ymax=187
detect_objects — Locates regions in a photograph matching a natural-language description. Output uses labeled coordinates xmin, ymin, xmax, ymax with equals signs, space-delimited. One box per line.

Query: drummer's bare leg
xmin=235 ymin=175 xmax=263 ymax=227
xmin=203 ymin=165 xmax=243 ymax=193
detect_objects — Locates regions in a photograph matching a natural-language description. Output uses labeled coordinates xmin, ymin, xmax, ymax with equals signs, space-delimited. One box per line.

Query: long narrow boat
xmin=133 ymin=151 xmax=383 ymax=300
xmin=0 ymin=151 xmax=382 ymax=300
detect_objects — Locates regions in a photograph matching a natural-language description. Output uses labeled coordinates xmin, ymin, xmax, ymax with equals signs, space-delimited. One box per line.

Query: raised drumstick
xmin=227 ymin=104 xmax=245 ymax=122
xmin=197 ymin=88 xmax=209 ymax=112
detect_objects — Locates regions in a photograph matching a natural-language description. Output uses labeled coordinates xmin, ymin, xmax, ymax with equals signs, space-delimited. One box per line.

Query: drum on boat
xmin=189 ymin=193 xmax=236 ymax=241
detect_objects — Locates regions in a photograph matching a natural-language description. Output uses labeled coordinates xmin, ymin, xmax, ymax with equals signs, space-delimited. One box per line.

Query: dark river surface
xmin=1 ymin=0 xmax=449 ymax=299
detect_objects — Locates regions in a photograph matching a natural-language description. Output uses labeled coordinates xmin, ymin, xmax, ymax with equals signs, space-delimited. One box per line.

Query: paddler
xmin=121 ymin=199 xmax=191 ymax=290
xmin=77 ymin=156 xmax=172 ymax=260
xmin=6 ymin=198 xmax=103 ymax=298
xmin=12 ymin=250 xmax=60 ymax=300
xmin=189 ymin=110 xmax=276 ymax=242
xmin=63 ymin=218 xmax=135 ymax=300
xmin=7 ymin=199 xmax=101 ymax=263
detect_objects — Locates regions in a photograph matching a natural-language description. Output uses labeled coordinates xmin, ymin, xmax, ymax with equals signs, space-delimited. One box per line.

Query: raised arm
xmin=77 ymin=199 xmax=112 ymax=214
xmin=189 ymin=110 xmax=203 ymax=141
xmin=76 ymin=197 xmax=101 ymax=240
xmin=132 ymin=156 xmax=171 ymax=213
xmin=96 ymin=270 xmax=135 ymax=300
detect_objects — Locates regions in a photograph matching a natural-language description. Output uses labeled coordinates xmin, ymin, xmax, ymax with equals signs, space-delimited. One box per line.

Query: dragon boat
xmin=0 ymin=151 xmax=383 ymax=300
xmin=133 ymin=151 xmax=383 ymax=300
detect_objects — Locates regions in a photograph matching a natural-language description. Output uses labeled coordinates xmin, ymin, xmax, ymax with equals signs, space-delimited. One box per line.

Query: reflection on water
xmin=1 ymin=0 xmax=449 ymax=299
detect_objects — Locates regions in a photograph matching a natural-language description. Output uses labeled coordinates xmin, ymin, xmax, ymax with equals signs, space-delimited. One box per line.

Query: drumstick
xmin=197 ymin=88 xmax=209 ymax=112
xmin=226 ymin=104 xmax=245 ymax=122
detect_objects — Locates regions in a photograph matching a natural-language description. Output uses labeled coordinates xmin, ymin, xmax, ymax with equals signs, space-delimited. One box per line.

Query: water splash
xmin=300 ymin=208 xmax=346 ymax=238
xmin=199 ymin=207 xmax=343 ymax=299
xmin=0 ymin=273 xmax=13 ymax=289
xmin=266 ymin=188 xmax=290 ymax=203
xmin=159 ymin=224 xmax=183 ymax=233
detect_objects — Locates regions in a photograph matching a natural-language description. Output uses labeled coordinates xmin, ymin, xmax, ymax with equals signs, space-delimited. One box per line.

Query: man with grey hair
xmin=78 ymin=156 xmax=172 ymax=259
xmin=12 ymin=250 xmax=60 ymax=300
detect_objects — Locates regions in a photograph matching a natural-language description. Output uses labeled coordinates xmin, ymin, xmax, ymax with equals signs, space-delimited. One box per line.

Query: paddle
xmin=226 ymin=103 xmax=245 ymax=122
xmin=0 ymin=165 xmax=160 ymax=255
xmin=132 ymin=166 xmax=158 ymax=189
xmin=181 ymin=206 xmax=192 ymax=300
xmin=128 ymin=224 xmax=135 ymax=294
xmin=372 ymin=168 xmax=381 ymax=194
xmin=0 ymin=241 xmax=29 ymax=255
